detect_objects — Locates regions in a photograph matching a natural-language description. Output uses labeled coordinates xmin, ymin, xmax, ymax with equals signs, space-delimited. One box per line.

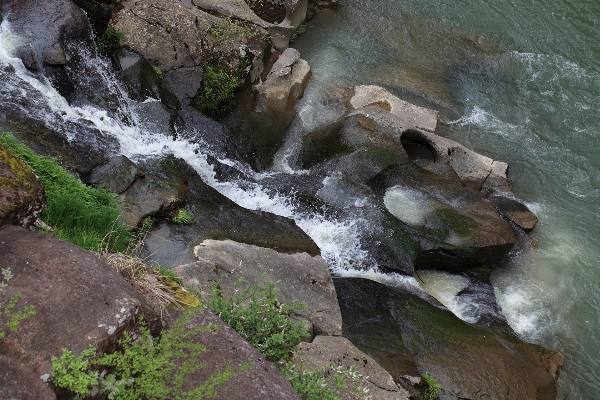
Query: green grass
xmin=0 ymin=133 xmax=132 ymax=252
xmin=98 ymin=27 xmax=125 ymax=53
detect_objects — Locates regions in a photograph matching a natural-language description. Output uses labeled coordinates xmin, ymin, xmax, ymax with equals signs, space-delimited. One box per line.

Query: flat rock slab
xmin=173 ymin=239 xmax=342 ymax=336
xmin=176 ymin=308 xmax=301 ymax=399
xmin=292 ymin=336 xmax=410 ymax=400
xmin=0 ymin=354 xmax=56 ymax=400
xmin=0 ymin=226 xmax=161 ymax=376
xmin=0 ymin=143 xmax=46 ymax=229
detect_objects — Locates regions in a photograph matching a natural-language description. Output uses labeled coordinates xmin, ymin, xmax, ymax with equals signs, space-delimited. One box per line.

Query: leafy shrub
xmin=206 ymin=279 xmax=309 ymax=362
xmin=280 ymin=363 xmax=367 ymax=400
xmin=191 ymin=64 xmax=239 ymax=120
xmin=98 ymin=27 xmax=125 ymax=53
xmin=422 ymin=373 xmax=442 ymax=400
xmin=0 ymin=133 xmax=132 ymax=252
xmin=51 ymin=314 xmax=243 ymax=399
xmin=0 ymin=268 xmax=36 ymax=340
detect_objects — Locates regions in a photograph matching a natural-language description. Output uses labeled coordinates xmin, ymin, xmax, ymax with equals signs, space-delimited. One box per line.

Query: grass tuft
xmin=0 ymin=132 xmax=132 ymax=252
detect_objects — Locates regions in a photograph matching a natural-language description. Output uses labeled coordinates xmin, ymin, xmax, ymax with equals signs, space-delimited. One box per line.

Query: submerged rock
xmin=174 ymin=239 xmax=342 ymax=337
xmin=0 ymin=144 xmax=46 ymax=229
xmin=335 ymin=277 xmax=563 ymax=400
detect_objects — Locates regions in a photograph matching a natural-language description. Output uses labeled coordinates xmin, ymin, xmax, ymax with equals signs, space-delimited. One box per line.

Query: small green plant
xmin=153 ymin=66 xmax=164 ymax=79
xmin=0 ymin=268 xmax=36 ymax=340
xmin=172 ymin=208 xmax=194 ymax=225
xmin=98 ymin=27 xmax=125 ymax=53
xmin=207 ymin=279 xmax=309 ymax=362
xmin=51 ymin=313 xmax=243 ymax=399
xmin=191 ymin=64 xmax=239 ymax=120
xmin=421 ymin=373 xmax=442 ymax=400
xmin=290 ymin=23 xmax=307 ymax=43
xmin=280 ymin=363 xmax=367 ymax=400
xmin=154 ymin=266 xmax=183 ymax=285
xmin=0 ymin=133 xmax=132 ymax=252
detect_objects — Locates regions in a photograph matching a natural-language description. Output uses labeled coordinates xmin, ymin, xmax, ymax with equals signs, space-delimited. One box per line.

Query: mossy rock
xmin=0 ymin=144 xmax=46 ymax=228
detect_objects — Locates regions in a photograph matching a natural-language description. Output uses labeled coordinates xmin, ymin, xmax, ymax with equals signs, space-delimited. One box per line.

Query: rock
xmin=162 ymin=67 xmax=204 ymax=108
xmin=141 ymin=158 xmax=320 ymax=264
xmin=255 ymin=48 xmax=312 ymax=114
xmin=0 ymin=226 xmax=162 ymax=377
xmin=0 ymin=144 xmax=46 ymax=229
xmin=112 ymin=0 xmax=252 ymax=74
xmin=87 ymin=155 xmax=140 ymax=194
xmin=173 ymin=308 xmax=301 ymax=399
xmin=193 ymin=0 xmax=271 ymax=28
xmin=292 ymin=335 xmax=410 ymax=400
xmin=488 ymin=194 xmax=538 ymax=232
xmin=6 ymin=0 xmax=92 ymax=67
xmin=72 ymin=0 xmax=122 ymax=34
xmin=335 ymin=277 xmax=563 ymax=400
xmin=298 ymin=85 xmax=533 ymax=273
xmin=0 ymin=354 xmax=56 ymax=400
xmin=333 ymin=277 xmax=423 ymax=391
xmin=119 ymin=156 xmax=187 ymax=229
xmin=173 ymin=239 xmax=342 ymax=336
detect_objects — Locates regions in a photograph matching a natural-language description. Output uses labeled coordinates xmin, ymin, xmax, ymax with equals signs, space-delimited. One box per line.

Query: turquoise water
xmin=293 ymin=1 xmax=600 ymax=398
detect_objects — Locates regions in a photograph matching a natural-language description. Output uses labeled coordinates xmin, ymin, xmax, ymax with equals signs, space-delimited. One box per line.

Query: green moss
xmin=0 ymin=133 xmax=132 ymax=252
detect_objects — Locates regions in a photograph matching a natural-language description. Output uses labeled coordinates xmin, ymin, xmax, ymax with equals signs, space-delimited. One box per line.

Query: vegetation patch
xmin=0 ymin=133 xmax=132 ymax=252
xmin=421 ymin=373 xmax=442 ymax=400
xmin=191 ymin=64 xmax=239 ymax=120
xmin=172 ymin=208 xmax=194 ymax=225
xmin=98 ymin=27 xmax=125 ymax=53
xmin=51 ymin=313 xmax=244 ymax=399
xmin=0 ymin=268 xmax=36 ymax=340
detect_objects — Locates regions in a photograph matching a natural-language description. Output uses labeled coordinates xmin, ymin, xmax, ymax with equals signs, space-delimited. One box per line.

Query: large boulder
xmin=0 ymin=144 xmax=46 ymax=229
xmin=292 ymin=335 xmax=410 ymax=400
xmin=335 ymin=277 xmax=563 ymax=400
xmin=0 ymin=354 xmax=56 ymax=400
xmin=298 ymin=85 xmax=535 ymax=273
xmin=172 ymin=308 xmax=301 ymax=399
xmin=0 ymin=226 xmax=162 ymax=377
xmin=255 ymin=48 xmax=312 ymax=114
xmin=173 ymin=239 xmax=342 ymax=337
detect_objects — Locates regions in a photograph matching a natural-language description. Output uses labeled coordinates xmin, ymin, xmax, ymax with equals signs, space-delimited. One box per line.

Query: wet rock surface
xmin=0 ymin=144 xmax=46 ymax=229
xmin=335 ymin=277 xmax=563 ymax=400
xmin=174 ymin=239 xmax=342 ymax=336
xmin=0 ymin=226 xmax=162 ymax=377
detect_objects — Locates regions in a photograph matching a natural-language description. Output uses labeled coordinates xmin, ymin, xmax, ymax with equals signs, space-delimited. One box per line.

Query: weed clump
xmin=98 ymin=27 xmax=125 ymax=53
xmin=0 ymin=268 xmax=36 ymax=340
xmin=421 ymin=373 xmax=442 ymax=400
xmin=0 ymin=133 xmax=132 ymax=252
xmin=191 ymin=64 xmax=239 ymax=120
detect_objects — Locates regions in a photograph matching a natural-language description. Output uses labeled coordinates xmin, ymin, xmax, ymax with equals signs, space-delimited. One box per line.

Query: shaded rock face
xmin=0 ymin=354 xmax=56 ymax=400
xmin=0 ymin=226 xmax=162 ymax=376
xmin=255 ymin=47 xmax=312 ymax=114
xmin=0 ymin=144 xmax=46 ymax=229
xmin=292 ymin=335 xmax=410 ymax=400
xmin=298 ymin=85 xmax=536 ymax=274
xmin=172 ymin=308 xmax=301 ymax=400
xmin=173 ymin=239 xmax=342 ymax=337
xmin=334 ymin=277 xmax=563 ymax=400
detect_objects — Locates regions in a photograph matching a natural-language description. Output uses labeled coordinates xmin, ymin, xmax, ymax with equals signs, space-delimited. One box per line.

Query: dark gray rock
xmin=87 ymin=155 xmax=140 ymax=194
xmin=334 ymin=277 xmax=563 ymax=400
xmin=174 ymin=239 xmax=342 ymax=336
xmin=0 ymin=144 xmax=46 ymax=229
xmin=0 ymin=354 xmax=56 ymax=400
xmin=162 ymin=67 xmax=204 ymax=108
xmin=0 ymin=226 xmax=162 ymax=377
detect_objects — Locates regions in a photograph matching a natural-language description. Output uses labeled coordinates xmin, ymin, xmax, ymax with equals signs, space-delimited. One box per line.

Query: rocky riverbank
xmin=0 ymin=0 xmax=563 ymax=398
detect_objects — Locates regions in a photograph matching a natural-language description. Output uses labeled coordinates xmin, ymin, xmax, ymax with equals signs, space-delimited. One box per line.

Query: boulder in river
xmin=334 ymin=277 xmax=563 ymax=399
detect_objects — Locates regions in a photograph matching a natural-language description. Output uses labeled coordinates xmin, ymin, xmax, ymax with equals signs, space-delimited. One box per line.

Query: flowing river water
xmin=0 ymin=0 xmax=598 ymax=398
xmin=289 ymin=1 xmax=600 ymax=398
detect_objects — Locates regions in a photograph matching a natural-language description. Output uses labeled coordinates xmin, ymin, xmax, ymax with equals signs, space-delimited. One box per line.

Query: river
xmin=291 ymin=1 xmax=599 ymax=398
